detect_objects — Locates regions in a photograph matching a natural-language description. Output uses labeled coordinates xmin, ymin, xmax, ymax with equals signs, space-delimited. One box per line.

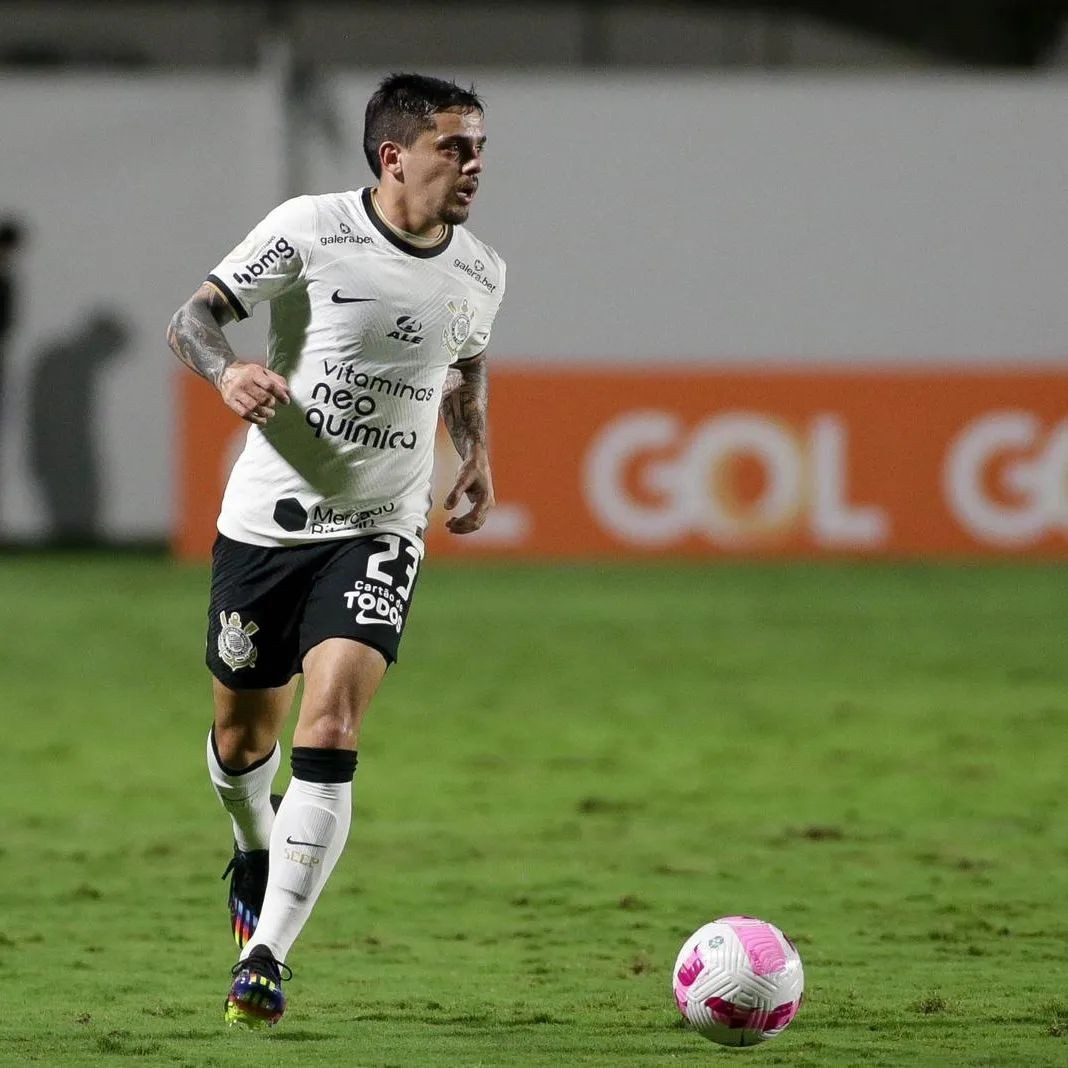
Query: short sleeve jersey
xmin=205 ymin=188 xmax=506 ymax=550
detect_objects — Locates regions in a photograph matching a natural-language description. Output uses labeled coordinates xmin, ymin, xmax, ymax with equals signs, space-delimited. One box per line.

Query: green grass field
xmin=1 ymin=554 xmax=1067 ymax=1067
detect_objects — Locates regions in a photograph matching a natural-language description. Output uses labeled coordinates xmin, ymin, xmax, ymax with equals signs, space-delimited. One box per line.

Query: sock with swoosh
xmin=240 ymin=747 xmax=357 ymax=963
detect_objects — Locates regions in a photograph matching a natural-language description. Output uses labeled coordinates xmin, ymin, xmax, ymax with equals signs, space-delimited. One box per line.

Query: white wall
xmin=0 ymin=75 xmax=280 ymax=539
xmin=319 ymin=73 xmax=1068 ymax=363
xmin=1 ymin=73 xmax=1066 ymax=540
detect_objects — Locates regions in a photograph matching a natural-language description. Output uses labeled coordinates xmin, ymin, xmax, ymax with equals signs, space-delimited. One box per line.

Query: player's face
xmin=401 ymin=108 xmax=485 ymax=227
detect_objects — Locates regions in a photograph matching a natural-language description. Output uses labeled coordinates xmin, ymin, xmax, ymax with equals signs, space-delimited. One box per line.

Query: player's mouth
xmin=455 ymin=184 xmax=477 ymax=205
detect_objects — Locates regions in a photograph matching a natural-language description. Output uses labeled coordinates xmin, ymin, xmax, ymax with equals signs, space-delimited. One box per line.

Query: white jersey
xmin=206 ymin=188 xmax=506 ymax=550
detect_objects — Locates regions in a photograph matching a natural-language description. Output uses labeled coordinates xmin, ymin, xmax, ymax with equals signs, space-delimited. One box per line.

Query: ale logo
xmin=388 ymin=315 xmax=424 ymax=345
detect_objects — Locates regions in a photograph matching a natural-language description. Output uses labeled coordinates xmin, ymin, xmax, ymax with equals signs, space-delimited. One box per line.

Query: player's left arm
xmin=440 ymin=351 xmax=494 ymax=534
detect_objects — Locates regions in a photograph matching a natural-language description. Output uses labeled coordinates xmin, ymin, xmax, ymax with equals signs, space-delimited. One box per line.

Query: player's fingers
xmin=260 ymin=371 xmax=291 ymax=404
xmin=226 ymin=383 xmax=267 ymax=411
xmin=467 ymin=496 xmax=492 ymax=529
xmin=445 ymin=513 xmax=474 ymax=533
xmin=230 ymin=393 xmax=269 ymax=423
xmin=444 ymin=474 xmax=471 ymax=510
xmin=447 ymin=495 xmax=492 ymax=534
xmin=250 ymin=366 xmax=290 ymax=403
xmin=243 ymin=384 xmax=272 ymax=407
xmin=447 ymin=512 xmax=480 ymax=534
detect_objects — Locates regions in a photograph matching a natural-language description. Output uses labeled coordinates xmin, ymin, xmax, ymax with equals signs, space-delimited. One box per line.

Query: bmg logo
xmin=232 ymin=236 xmax=295 ymax=284
xmin=946 ymin=413 xmax=1068 ymax=546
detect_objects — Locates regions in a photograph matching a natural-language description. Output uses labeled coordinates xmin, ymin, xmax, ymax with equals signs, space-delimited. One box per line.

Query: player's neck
xmin=370 ymin=188 xmax=447 ymax=248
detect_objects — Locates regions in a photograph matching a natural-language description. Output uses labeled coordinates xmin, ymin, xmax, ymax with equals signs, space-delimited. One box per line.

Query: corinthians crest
xmin=218 ymin=611 xmax=259 ymax=670
xmin=443 ymin=298 xmax=474 ymax=359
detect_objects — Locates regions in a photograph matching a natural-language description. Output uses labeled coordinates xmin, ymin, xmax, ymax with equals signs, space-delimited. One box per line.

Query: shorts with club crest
xmin=206 ymin=531 xmax=423 ymax=689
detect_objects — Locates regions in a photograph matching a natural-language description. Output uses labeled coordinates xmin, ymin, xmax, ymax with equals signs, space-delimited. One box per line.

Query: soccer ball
xmin=672 ymin=915 xmax=804 ymax=1047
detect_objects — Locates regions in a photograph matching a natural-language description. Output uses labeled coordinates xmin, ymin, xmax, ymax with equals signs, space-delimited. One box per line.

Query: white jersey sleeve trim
xmin=206 ymin=196 xmax=318 ymax=319
xmin=458 ymin=252 xmax=506 ymax=360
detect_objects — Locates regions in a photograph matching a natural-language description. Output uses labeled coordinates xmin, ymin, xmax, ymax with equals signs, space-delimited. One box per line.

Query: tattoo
xmin=441 ymin=353 xmax=488 ymax=459
xmin=166 ymin=282 xmax=237 ymax=387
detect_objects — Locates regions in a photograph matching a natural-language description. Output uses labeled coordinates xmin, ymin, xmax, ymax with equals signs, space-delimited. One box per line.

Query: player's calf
xmin=221 ymin=793 xmax=281 ymax=947
xmin=241 ymin=748 xmax=358 ymax=963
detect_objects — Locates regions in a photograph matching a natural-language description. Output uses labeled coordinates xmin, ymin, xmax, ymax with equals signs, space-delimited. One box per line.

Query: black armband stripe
xmin=206 ymin=274 xmax=250 ymax=322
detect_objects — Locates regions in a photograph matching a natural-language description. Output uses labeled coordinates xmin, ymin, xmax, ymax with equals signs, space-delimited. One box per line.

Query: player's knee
xmin=213 ymin=721 xmax=275 ymax=770
xmin=299 ymin=710 xmax=358 ymax=750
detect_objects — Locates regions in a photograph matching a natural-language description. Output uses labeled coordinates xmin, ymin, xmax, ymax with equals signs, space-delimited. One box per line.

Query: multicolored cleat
xmin=221 ymin=793 xmax=282 ymax=948
xmin=224 ymin=945 xmax=291 ymax=1029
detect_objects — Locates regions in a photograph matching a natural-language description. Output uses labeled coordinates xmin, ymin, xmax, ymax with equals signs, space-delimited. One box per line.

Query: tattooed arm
xmin=441 ymin=351 xmax=489 ymax=459
xmin=440 ymin=352 xmax=495 ymax=534
xmin=166 ymin=282 xmax=289 ymax=425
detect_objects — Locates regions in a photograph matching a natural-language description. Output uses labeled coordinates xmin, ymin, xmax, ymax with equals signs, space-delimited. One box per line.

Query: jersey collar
xmin=361 ymin=188 xmax=454 ymax=259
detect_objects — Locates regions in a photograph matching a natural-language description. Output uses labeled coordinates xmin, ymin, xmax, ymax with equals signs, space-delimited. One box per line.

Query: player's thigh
xmin=295 ymin=638 xmax=388 ymax=750
xmin=292 ymin=532 xmax=424 ymax=749
xmin=206 ymin=533 xmax=318 ymax=690
xmin=297 ymin=532 xmax=423 ymax=671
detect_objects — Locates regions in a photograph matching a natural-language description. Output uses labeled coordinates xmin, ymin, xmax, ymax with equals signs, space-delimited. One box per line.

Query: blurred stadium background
xmin=1 ymin=0 xmax=1067 ymax=555
xmin=3 ymin=4 xmax=1068 ymax=1066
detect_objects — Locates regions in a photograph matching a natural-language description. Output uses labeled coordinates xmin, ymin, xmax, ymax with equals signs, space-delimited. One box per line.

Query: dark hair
xmin=363 ymin=73 xmax=483 ymax=178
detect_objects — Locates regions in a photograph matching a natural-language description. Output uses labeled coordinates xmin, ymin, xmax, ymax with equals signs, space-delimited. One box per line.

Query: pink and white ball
xmin=672 ymin=916 xmax=804 ymax=1047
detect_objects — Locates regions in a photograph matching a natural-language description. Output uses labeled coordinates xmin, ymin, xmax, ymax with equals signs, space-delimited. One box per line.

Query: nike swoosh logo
xmin=355 ymin=612 xmax=396 ymax=628
xmin=286 ymin=836 xmax=326 ymax=848
xmin=332 ymin=290 xmax=376 ymax=304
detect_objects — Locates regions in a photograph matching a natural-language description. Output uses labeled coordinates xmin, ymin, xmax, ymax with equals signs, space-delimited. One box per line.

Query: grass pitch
xmin=1 ymin=554 xmax=1066 ymax=1067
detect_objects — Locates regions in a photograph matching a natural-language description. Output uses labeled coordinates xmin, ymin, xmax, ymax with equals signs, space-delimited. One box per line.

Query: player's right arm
xmin=166 ymin=282 xmax=290 ymax=426
xmin=168 ymin=196 xmax=315 ymax=424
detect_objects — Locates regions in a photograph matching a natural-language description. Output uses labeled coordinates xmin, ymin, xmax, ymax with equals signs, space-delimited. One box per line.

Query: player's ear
xmin=380 ymin=142 xmax=403 ymax=180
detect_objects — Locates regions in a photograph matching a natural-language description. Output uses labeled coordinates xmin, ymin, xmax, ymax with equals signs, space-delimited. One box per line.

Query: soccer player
xmin=165 ymin=73 xmax=504 ymax=1029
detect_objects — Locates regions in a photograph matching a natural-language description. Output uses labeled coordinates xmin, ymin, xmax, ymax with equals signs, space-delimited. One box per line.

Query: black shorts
xmin=206 ymin=531 xmax=422 ymax=690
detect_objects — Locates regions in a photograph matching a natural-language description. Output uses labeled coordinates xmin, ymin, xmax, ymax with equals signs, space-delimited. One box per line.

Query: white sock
xmin=206 ymin=729 xmax=280 ymax=852
xmin=242 ymin=776 xmax=352 ymax=963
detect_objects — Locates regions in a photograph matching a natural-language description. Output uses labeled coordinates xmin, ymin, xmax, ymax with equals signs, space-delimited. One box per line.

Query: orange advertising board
xmin=176 ymin=367 xmax=1068 ymax=560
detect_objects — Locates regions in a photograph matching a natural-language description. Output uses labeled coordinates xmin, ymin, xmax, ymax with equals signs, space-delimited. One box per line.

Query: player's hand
xmin=219 ymin=361 xmax=291 ymax=425
xmin=444 ymin=448 xmax=495 ymax=534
